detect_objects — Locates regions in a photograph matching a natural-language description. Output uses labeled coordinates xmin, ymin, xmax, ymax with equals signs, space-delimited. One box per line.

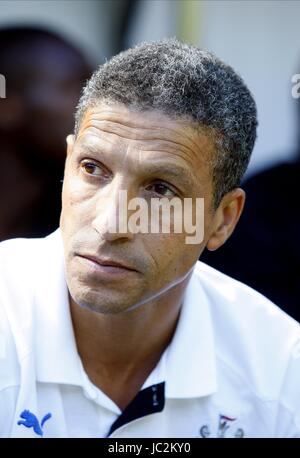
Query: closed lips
xmin=77 ymin=254 xmax=138 ymax=272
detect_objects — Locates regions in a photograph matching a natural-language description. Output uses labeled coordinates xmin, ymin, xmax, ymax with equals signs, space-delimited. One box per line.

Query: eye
xmin=80 ymin=160 xmax=110 ymax=179
xmin=145 ymin=182 xmax=177 ymax=198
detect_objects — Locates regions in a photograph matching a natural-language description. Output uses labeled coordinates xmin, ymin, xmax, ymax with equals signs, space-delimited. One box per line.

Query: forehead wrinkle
xmin=86 ymin=104 xmax=198 ymax=141
xmin=77 ymin=120 xmax=203 ymax=169
xmin=80 ymin=111 xmax=204 ymax=158
xmin=76 ymin=130 xmax=123 ymax=152
xmin=87 ymin=105 xmax=182 ymax=132
xmin=91 ymin=119 xmax=199 ymax=153
xmin=138 ymin=143 xmax=200 ymax=169
xmin=81 ymin=104 xmax=216 ymax=156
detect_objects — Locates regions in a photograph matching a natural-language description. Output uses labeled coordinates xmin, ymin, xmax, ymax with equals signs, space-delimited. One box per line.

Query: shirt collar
xmin=34 ymin=229 xmax=217 ymax=399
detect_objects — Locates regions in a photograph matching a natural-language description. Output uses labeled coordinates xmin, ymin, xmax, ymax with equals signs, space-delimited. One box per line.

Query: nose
xmin=91 ymin=181 xmax=135 ymax=243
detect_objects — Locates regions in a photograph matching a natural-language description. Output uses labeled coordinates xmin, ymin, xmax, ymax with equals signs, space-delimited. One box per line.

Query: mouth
xmin=75 ymin=253 xmax=139 ymax=275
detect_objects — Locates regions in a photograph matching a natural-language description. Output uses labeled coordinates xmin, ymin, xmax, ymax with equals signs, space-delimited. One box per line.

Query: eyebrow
xmin=141 ymin=163 xmax=196 ymax=187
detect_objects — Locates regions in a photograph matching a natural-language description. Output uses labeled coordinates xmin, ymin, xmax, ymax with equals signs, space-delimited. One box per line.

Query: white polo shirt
xmin=1 ymin=229 xmax=300 ymax=438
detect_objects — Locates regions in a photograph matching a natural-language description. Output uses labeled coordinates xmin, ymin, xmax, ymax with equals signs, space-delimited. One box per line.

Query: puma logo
xmin=17 ymin=410 xmax=52 ymax=437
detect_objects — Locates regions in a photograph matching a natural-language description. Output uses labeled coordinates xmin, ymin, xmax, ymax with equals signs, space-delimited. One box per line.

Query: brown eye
xmin=83 ymin=162 xmax=99 ymax=175
xmin=146 ymin=182 xmax=177 ymax=198
xmin=81 ymin=160 xmax=109 ymax=178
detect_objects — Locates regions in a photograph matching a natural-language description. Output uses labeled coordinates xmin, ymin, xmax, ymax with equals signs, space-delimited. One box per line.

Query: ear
xmin=66 ymin=134 xmax=75 ymax=156
xmin=206 ymin=188 xmax=245 ymax=251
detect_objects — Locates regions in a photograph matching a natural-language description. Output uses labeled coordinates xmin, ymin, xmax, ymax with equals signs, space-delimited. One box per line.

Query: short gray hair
xmin=75 ymin=38 xmax=258 ymax=208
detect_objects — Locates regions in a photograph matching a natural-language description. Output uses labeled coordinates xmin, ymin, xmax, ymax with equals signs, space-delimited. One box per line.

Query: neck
xmin=70 ymin=275 xmax=191 ymax=409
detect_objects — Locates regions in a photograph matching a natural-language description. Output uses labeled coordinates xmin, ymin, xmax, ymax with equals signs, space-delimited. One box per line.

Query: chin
xmin=78 ymin=300 xmax=129 ymax=315
xmin=70 ymin=287 xmax=142 ymax=315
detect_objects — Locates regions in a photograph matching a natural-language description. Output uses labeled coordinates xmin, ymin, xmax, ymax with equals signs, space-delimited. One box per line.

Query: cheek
xmin=142 ymin=232 xmax=200 ymax=277
xmin=61 ymin=170 xmax=96 ymax=231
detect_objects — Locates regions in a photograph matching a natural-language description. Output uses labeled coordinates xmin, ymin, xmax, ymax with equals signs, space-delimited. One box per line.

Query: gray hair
xmin=75 ymin=38 xmax=258 ymax=208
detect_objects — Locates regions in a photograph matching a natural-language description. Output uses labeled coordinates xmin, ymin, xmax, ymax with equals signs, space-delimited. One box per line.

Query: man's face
xmin=60 ymin=103 xmax=216 ymax=314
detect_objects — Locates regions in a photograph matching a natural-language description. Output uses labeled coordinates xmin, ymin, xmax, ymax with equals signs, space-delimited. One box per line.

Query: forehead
xmin=76 ymin=103 xmax=215 ymax=185
xmin=77 ymin=103 xmax=211 ymax=144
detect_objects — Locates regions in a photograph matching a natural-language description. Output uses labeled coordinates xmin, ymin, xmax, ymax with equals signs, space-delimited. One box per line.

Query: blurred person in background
xmin=0 ymin=26 xmax=92 ymax=241
xmin=201 ymin=102 xmax=300 ymax=322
